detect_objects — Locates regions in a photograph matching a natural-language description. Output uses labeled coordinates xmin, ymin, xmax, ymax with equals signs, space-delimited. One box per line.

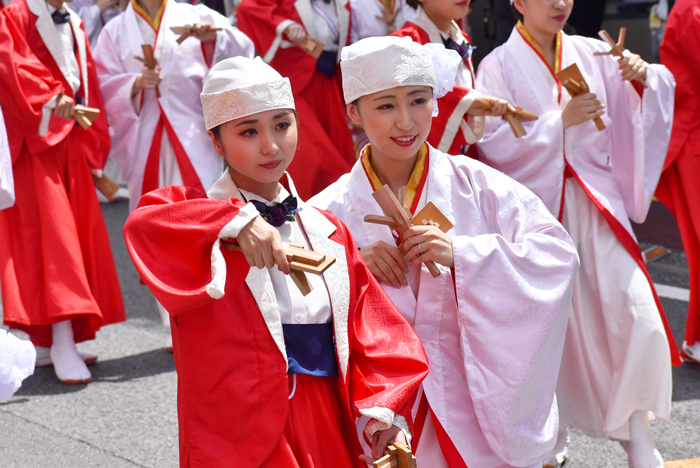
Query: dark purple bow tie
xmin=442 ymin=36 xmax=475 ymax=60
xmin=52 ymin=10 xmax=71 ymax=25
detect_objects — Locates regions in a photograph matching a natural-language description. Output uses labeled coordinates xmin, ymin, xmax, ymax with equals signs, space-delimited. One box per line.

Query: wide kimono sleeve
xmin=123 ymin=185 xmax=260 ymax=315
xmin=0 ymin=106 xmax=12 ymax=210
xmin=475 ymin=48 xmax=567 ymax=215
xmin=330 ymin=215 xmax=429 ymax=441
xmin=591 ymin=38 xmax=675 ymax=224
xmin=237 ymin=0 xmax=300 ymax=63
xmin=0 ymin=4 xmax=70 ymax=160
xmin=451 ymin=161 xmax=578 ymax=465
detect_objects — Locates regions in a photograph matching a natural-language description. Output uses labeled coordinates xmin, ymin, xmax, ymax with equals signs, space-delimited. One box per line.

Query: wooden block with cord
xmin=93 ymin=173 xmax=120 ymax=201
xmin=72 ymin=105 xmax=100 ymax=130
xmin=170 ymin=24 xmax=223 ymax=45
xmin=372 ymin=443 xmax=417 ymax=468
xmin=135 ymin=44 xmax=161 ymax=98
xmin=502 ymin=106 xmax=539 ymax=138
xmin=364 ymin=185 xmax=452 ymax=278
xmin=594 ymin=28 xmax=648 ymax=88
xmin=299 ymin=36 xmax=324 ymax=59
xmin=556 ymin=63 xmax=606 ymax=131
xmin=220 ymin=242 xmax=335 ymax=296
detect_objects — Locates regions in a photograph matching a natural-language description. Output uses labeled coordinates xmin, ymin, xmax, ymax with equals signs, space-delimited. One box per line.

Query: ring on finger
xmin=419 ymin=242 xmax=424 ymax=254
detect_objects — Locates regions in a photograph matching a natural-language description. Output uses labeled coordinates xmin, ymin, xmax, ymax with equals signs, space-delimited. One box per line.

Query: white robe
xmin=94 ymin=0 xmax=254 ymax=211
xmin=349 ymin=0 xmax=416 ymax=43
xmin=475 ymin=29 xmax=676 ymax=439
xmin=310 ymin=144 xmax=579 ymax=468
xmin=70 ymin=0 xmax=121 ymax=46
xmin=0 ymin=106 xmax=12 ymax=211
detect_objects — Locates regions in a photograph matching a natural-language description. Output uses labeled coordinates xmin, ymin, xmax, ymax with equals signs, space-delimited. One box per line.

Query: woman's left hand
xmin=618 ymin=53 xmax=647 ymax=84
xmin=402 ymin=225 xmax=454 ymax=268
xmin=191 ymin=22 xmax=218 ymax=42
xmin=358 ymin=425 xmax=407 ymax=464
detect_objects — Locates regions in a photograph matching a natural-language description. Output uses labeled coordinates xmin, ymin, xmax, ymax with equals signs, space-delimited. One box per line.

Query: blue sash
xmin=283 ymin=322 xmax=339 ymax=377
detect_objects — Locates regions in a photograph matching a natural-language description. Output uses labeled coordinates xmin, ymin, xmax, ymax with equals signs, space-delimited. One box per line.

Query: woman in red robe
xmin=123 ymin=56 xmax=429 ymax=468
xmin=0 ymin=0 xmax=125 ymax=384
xmin=655 ymin=0 xmax=700 ymax=363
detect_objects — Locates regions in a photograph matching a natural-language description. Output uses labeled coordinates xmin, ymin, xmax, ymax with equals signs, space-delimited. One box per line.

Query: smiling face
xmin=208 ymin=108 xmax=297 ymax=197
xmin=514 ymin=0 xmax=573 ymax=35
xmin=349 ymin=85 xmax=433 ymax=164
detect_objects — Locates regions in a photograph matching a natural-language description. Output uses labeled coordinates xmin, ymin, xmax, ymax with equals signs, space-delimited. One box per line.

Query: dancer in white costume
xmin=475 ymin=1 xmax=678 ymax=467
xmin=311 ymin=36 xmax=578 ymax=468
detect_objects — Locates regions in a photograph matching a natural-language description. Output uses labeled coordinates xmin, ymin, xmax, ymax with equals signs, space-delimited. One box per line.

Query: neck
xmin=369 ymin=146 xmax=417 ymax=198
xmin=137 ymin=0 xmax=163 ymax=18
xmin=46 ymin=0 xmax=66 ymax=9
xmin=522 ymin=19 xmax=557 ymax=66
xmin=422 ymin=6 xmax=452 ymax=36
xmin=230 ymin=171 xmax=281 ymax=202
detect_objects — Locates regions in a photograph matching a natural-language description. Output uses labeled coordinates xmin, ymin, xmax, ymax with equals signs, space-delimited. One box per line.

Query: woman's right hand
xmin=561 ymin=92 xmax=605 ymax=129
xmin=360 ymin=241 xmax=408 ymax=288
xmin=236 ymin=216 xmax=290 ymax=274
xmin=283 ymin=24 xmax=306 ymax=44
xmin=132 ymin=67 xmax=162 ymax=95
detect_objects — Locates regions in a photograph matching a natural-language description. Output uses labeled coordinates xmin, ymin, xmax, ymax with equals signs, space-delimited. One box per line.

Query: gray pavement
xmin=1 ymin=199 xmax=699 ymax=467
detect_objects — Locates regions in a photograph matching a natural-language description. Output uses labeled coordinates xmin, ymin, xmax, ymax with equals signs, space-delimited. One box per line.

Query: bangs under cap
xmin=200 ymin=56 xmax=295 ymax=130
xmin=340 ymin=36 xmax=461 ymax=116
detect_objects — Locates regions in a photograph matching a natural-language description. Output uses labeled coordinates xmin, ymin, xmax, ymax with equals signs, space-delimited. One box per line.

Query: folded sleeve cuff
xmin=39 ymin=94 xmax=60 ymax=137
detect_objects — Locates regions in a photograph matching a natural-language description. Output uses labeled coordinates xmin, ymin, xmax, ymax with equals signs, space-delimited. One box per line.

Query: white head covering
xmin=200 ymin=56 xmax=295 ymax=130
xmin=340 ymin=36 xmax=461 ymax=116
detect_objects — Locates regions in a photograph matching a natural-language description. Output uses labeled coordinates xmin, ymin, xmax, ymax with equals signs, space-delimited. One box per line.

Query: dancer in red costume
xmin=656 ymin=0 xmax=700 ymax=364
xmin=124 ymin=56 xmax=429 ymax=468
xmin=392 ymin=0 xmax=512 ymax=155
xmin=0 ymin=0 xmax=125 ymax=384
xmin=236 ymin=0 xmax=357 ymax=199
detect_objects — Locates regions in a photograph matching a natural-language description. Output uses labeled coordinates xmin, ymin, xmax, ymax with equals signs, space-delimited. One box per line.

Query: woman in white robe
xmin=311 ymin=36 xmax=579 ymax=468
xmin=474 ymin=1 xmax=678 ymax=467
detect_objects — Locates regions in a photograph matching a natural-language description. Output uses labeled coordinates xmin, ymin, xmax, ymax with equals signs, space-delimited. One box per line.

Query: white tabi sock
xmin=620 ymin=410 xmax=664 ymax=468
xmin=50 ymin=320 xmax=92 ymax=384
xmin=543 ymin=426 xmax=569 ymax=468
xmin=35 ymin=346 xmax=97 ymax=367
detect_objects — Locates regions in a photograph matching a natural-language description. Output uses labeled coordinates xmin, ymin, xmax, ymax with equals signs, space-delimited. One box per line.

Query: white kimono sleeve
xmin=452 ymin=164 xmax=578 ymax=465
xmin=0 ymin=106 xmax=14 ymax=211
xmin=475 ymin=51 xmax=567 ymax=215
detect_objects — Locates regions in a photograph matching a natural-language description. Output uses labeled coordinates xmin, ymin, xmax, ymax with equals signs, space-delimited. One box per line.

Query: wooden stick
xmin=596 ymin=28 xmax=648 ymax=88
xmin=170 ymin=25 xmax=223 ymax=45
xmin=503 ymin=114 xmax=526 ymax=138
xmin=71 ymin=105 xmax=100 ymax=130
xmin=556 ymin=64 xmax=607 ymax=131
xmin=93 ymin=173 xmax=120 ymax=201
xmin=136 ymin=44 xmax=161 ymax=98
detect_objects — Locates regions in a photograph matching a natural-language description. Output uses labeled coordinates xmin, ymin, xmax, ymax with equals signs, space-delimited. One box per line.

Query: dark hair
xmin=511 ymin=3 xmax=524 ymax=22
xmin=406 ymin=0 xmax=420 ymax=10
xmin=210 ymin=124 xmax=222 ymax=140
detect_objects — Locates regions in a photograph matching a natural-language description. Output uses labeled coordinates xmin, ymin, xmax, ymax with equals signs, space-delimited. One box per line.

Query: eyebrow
xmin=234 ymin=111 xmax=292 ymax=127
xmin=273 ymin=111 xmax=292 ymax=119
xmin=372 ymin=89 xmax=430 ymax=101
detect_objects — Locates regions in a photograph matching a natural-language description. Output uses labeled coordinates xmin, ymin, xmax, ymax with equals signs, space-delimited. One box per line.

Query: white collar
xmin=239 ymin=185 xmax=291 ymax=205
xmin=412 ymin=6 xmax=465 ymax=45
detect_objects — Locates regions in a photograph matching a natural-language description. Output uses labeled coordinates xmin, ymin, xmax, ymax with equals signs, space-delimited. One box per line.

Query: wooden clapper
xmin=170 ymin=25 xmax=223 ymax=45
xmin=135 ymin=44 xmax=161 ymax=98
xmin=373 ymin=442 xmax=417 ymax=468
xmin=594 ymin=28 xmax=649 ymax=88
xmin=364 ymin=185 xmax=453 ymax=278
xmin=222 ymin=242 xmax=335 ymax=296
xmin=556 ymin=63 xmax=607 ymax=131
xmin=502 ymin=106 xmax=538 ymax=138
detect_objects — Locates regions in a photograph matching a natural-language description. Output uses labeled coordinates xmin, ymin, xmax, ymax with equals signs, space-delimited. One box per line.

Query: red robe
xmin=393 ymin=20 xmax=479 ymax=156
xmin=655 ymin=0 xmax=700 ymax=350
xmin=236 ymin=0 xmax=356 ymax=199
xmin=0 ymin=0 xmax=125 ymax=346
xmin=123 ymin=184 xmax=429 ymax=468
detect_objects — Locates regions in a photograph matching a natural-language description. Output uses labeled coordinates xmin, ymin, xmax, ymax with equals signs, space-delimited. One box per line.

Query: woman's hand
xmin=618 ymin=53 xmax=647 ymax=84
xmin=358 ymin=425 xmax=408 ymax=464
xmin=284 ymin=24 xmax=306 ymax=44
xmin=191 ymin=22 xmax=218 ymax=42
xmin=561 ymin=92 xmax=606 ymax=129
xmin=132 ymin=67 xmax=162 ymax=95
xmin=467 ymin=94 xmax=516 ymax=117
xmin=236 ymin=216 xmax=290 ymax=274
xmin=360 ymin=240 xmax=408 ymax=288
xmin=53 ymin=93 xmax=75 ymax=119
xmin=402 ymin=225 xmax=454 ymax=268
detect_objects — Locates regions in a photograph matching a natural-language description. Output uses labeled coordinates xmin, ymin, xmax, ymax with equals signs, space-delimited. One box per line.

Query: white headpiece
xmin=200 ymin=56 xmax=295 ymax=130
xmin=340 ymin=36 xmax=461 ymax=116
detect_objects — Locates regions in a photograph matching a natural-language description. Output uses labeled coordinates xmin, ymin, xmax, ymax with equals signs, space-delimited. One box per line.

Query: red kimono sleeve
xmin=0 ymin=4 xmax=66 ymax=161
xmin=330 ymin=217 xmax=428 ymax=423
xmin=123 ymin=185 xmax=252 ymax=315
